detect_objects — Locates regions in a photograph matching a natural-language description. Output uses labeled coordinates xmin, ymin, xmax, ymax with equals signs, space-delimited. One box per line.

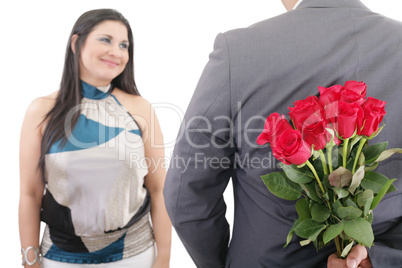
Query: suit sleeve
xmin=368 ymin=209 xmax=402 ymax=267
xmin=164 ymin=33 xmax=235 ymax=268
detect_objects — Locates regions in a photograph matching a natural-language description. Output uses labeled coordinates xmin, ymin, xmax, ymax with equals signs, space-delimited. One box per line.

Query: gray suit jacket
xmin=164 ymin=0 xmax=402 ymax=267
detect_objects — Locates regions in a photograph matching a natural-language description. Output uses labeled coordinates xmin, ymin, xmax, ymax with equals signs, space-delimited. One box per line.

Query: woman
xmin=19 ymin=9 xmax=171 ymax=267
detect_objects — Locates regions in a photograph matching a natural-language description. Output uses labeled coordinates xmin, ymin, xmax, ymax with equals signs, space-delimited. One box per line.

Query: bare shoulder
xmin=24 ymin=91 xmax=58 ymax=130
xmin=112 ymin=88 xmax=152 ymax=114
xmin=27 ymin=91 xmax=56 ymax=115
xmin=111 ymin=88 xmax=156 ymax=133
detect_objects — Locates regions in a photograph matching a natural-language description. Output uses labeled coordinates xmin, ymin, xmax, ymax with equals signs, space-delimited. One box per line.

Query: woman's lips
xmin=102 ymin=59 xmax=119 ymax=67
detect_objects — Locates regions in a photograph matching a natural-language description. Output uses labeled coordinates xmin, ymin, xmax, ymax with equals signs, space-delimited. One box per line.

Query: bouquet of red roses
xmin=257 ymin=81 xmax=400 ymax=258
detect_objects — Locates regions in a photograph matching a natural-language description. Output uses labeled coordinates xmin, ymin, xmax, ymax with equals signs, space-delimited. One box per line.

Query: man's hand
xmin=327 ymin=244 xmax=372 ymax=268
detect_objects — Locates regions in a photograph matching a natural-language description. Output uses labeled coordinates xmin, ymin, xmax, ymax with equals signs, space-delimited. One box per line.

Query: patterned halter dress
xmin=40 ymin=81 xmax=154 ymax=264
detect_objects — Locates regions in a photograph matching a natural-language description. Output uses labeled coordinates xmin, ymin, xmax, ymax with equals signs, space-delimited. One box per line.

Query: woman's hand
xmin=152 ymin=255 xmax=170 ymax=268
xmin=23 ymin=262 xmax=41 ymax=268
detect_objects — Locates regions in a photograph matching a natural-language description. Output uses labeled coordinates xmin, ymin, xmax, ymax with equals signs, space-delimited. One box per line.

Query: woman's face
xmin=79 ymin=20 xmax=129 ymax=86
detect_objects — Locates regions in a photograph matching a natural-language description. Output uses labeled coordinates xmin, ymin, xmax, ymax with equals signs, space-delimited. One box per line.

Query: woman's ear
xmin=71 ymin=34 xmax=79 ymax=54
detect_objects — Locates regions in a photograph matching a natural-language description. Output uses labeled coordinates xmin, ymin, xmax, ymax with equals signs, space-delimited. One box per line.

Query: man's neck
xmin=293 ymin=0 xmax=303 ymax=10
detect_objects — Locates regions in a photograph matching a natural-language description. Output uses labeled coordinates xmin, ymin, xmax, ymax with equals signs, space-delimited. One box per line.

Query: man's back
xmin=165 ymin=0 xmax=402 ymax=267
xmin=226 ymin=1 xmax=402 ymax=266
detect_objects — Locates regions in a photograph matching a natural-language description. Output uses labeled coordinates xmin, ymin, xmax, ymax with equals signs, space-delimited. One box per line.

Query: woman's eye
xmin=99 ymin=37 xmax=111 ymax=44
xmin=120 ymin=43 xmax=129 ymax=49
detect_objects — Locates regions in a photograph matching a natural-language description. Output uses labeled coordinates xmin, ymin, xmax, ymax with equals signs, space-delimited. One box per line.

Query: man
xmin=164 ymin=0 xmax=402 ymax=267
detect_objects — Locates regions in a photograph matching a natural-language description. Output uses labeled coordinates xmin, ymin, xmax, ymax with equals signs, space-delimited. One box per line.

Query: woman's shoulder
xmin=112 ymin=88 xmax=156 ymax=134
xmin=112 ymin=88 xmax=153 ymax=116
xmin=27 ymin=91 xmax=57 ymax=115
xmin=24 ymin=91 xmax=58 ymax=129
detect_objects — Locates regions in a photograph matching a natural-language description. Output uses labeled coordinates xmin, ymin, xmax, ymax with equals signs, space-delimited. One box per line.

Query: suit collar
xmin=296 ymin=0 xmax=369 ymax=10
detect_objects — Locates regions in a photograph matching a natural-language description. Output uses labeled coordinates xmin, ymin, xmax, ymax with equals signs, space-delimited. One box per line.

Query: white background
xmin=1 ymin=1 xmax=400 ymax=266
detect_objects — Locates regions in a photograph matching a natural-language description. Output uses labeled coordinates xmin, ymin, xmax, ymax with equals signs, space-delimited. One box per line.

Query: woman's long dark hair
xmin=39 ymin=9 xmax=139 ymax=179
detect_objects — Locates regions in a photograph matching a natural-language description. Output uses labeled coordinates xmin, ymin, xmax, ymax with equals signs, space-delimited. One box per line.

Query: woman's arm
xmin=142 ymin=102 xmax=171 ymax=268
xmin=124 ymin=95 xmax=171 ymax=267
xmin=113 ymin=89 xmax=172 ymax=267
xmin=19 ymin=98 xmax=49 ymax=268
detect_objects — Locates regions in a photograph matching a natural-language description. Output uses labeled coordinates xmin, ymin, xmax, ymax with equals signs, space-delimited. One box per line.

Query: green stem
xmin=352 ymin=137 xmax=367 ymax=174
xmin=335 ymin=236 xmax=342 ymax=258
xmin=306 ymin=160 xmax=332 ymax=210
xmin=341 ymin=237 xmax=345 ymax=256
xmin=306 ymin=160 xmax=325 ymax=195
xmin=319 ymin=150 xmax=329 ymax=175
xmin=327 ymin=144 xmax=334 ymax=174
xmin=343 ymin=138 xmax=350 ymax=168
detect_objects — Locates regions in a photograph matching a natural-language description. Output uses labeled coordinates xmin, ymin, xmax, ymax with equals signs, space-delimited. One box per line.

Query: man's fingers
xmin=346 ymin=245 xmax=369 ymax=268
xmin=328 ymin=252 xmax=347 ymax=268
xmin=359 ymin=259 xmax=373 ymax=268
xmin=328 ymin=245 xmax=372 ymax=268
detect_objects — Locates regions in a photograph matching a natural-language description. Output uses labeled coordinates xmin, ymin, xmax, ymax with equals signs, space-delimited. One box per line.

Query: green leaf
xmin=344 ymin=218 xmax=374 ymax=247
xmin=315 ymin=181 xmax=324 ymax=199
xmin=341 ymin=240 xmax=355 ymax=258
xmin=312 ymin=150 xmax=321 ymax=161
xmin=364 ymin=162 xmax=379 ymax=172
xmin=294 ymin=219 xmax=326 ymax=240
xmin=350 ymin=139 xmax=361 ymax=159
xmin=333 ymin=187 xmax=349 ymax=199
xmin=375 ymin=148 xmax=402 ymax=162
xmin=301 ymin=182 xmax=323 ymax=204
xmin=323 ymin=174 xmax=331 ymax=189
xmin=371 ymin=178 xmax=397 ymax=209
xmin=357 ymin=190 xmax=374 ymax=217
xmin=344 ymin=198 xmax=359 ymax=209
xmin=350 ymin=135 xmax=363 ymax=150
xmin=313 ymin=233 xmax=326 ymax=251
xmin=261 ymin=172 xmax=302 ymax=201
xmin=332 ymin=200 xmax=342 ymax=217
xmin=358 ymin=151 xmax=365 ymax=166
xmin=337 ymin=206 xmax=362 ymax=219
xmin=328 ymin=167 xmax=353 ymax=188
xmin=311 ymin=203 xmax=331 ymax=222
xmin=361 ymin=171 xmax=397 ymax=194
xmin=296 ymin=199 xmax=310 ymax=222
xmin=323 ymin=222 xmax=345 ymax=244
xmin=323 ymin=175 xmax=334 ymax=201
xmin=300 ymin=239 xmax=312 ymax=246
xmin=363 ymin=142 xmax=388 ymax=164
xmin=366 ymin=211 xmax=373 ymax=224
xmin=367 ymin=124 xmax=385 ymax=140
xmin=284 ymin=218 xmax=300 ymax=247
xmin=312 ymin=158 xmax=325 ymax=178
xmin=339 ymin=231 xmax=352 ymax=241
xmin=279 ymin=163 xmax=314 ymax=184
xmin=349 ymin=166 xmax=365 ymax=194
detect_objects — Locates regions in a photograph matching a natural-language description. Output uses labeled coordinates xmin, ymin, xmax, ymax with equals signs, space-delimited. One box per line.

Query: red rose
xmin=340 ymin=81 xmax=367 ymax=105
xmin=302 ymin=118 xmax=331 ymax=150
xmin=289 ymin=96 xmax=324 ymax=131
xmin=323 ymin=101 xmax=339 ymax=126
xmin=358 ymin=97 xmax=386 ymax=137
xmin=344 ymin=81 xmax=367 ymax=97
xmin=335 ymin=101 xmax=364 ymax=139
xmin=257 ymin=113 xmax=293 ymax=146
xmin=272 ymin=129 xmax=312 ymax=165
xmin=318 ymin=85 xmax=343 ymax=108
xmin=340 ymin=89 xmax=366 ymax=105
